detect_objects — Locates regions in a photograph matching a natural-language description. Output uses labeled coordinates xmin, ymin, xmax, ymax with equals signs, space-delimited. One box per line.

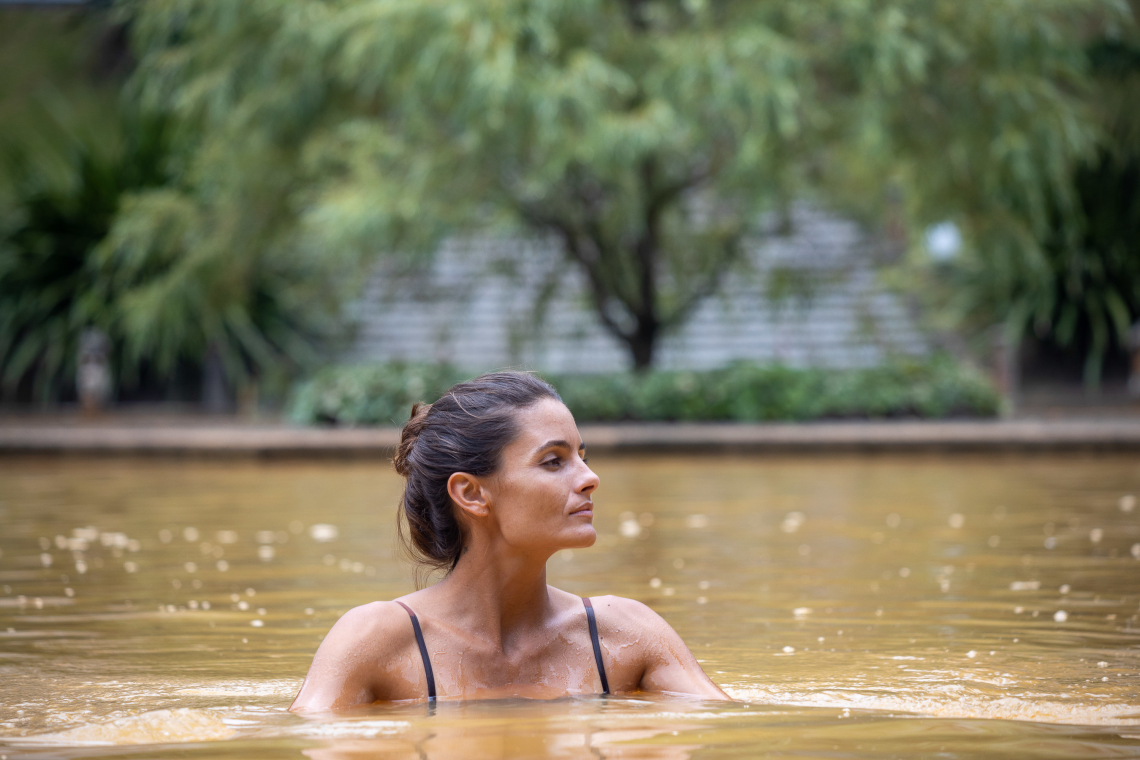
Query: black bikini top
xmin=395 ymin=597 xmax=610 ymax=701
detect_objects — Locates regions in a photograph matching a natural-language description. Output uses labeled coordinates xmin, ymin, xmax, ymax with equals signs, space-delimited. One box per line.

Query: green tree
xmin=0 ymin=8 xmax=349 ymax=403
xmin=899 ymin=2 xmax=1139 ymax=386
xmin=122 ymin=0 xmax=1117 ymax=369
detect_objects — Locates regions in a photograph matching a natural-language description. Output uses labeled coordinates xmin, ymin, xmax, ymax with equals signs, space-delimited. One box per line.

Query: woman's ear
xmin=447 ymin=472 xmax=490 ymax=519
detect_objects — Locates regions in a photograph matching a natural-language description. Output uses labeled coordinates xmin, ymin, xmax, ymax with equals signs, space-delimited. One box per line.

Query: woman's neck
xmin=428 ymin=543 xmax=556 ymax=651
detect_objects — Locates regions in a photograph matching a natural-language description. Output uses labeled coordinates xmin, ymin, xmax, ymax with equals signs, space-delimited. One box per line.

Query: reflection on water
xmin=0 ymin=453 xmax=1138 ymax=758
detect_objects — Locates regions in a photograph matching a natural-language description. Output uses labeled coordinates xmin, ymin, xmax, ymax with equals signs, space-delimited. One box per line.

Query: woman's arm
xmin=289 ymin=602 xmax=412 ymax=712
xmin=592 ymin=596 xmax=730 ymax=700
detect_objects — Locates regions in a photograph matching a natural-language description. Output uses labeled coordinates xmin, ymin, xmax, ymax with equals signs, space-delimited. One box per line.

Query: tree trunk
xmin=628 ymin=315 xmax=658 ymax=371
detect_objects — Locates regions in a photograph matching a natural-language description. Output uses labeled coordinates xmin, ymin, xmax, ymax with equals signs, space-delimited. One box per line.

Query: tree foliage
xmin=895 ymin=2 xmax=1139 ymax=386
xmin=0 ymin=8 xmax=349 ymax=402
xmin=120 ymin=0 xmax=1119 ymax=370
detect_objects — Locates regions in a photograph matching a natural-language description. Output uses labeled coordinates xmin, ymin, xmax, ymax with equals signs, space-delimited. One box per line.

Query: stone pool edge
xmin=2 ymin=418 xmax=1140 ymax=456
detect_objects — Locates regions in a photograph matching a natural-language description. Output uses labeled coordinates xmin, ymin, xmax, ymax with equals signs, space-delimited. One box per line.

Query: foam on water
xmin=14 ymin=708 xmax=236 ymax=746
xmin=726 ymin=686 xmax=1140 ymax=726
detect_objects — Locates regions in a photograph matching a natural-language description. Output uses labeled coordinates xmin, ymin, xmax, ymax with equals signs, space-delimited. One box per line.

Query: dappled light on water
xmin=1 ymin=454 xmax=1138 ymax=758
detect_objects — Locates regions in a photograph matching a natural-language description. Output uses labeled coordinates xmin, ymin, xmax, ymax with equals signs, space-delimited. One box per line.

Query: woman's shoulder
xmin=317 ymin=600 xmax=418 ymax=661
xmin=581 ymin=594 xmax=676 ymax=637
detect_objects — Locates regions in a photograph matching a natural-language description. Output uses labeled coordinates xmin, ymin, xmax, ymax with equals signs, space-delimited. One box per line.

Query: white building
xmin=350 ymin=206 xmax=926 ymax=373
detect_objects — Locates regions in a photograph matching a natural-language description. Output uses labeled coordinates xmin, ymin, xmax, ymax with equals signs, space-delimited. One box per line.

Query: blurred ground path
xmin=3 ymin=409 xmax=1140 ymax=455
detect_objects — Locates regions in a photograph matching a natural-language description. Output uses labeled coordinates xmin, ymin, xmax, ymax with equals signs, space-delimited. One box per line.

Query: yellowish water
xmin=0 ymin=453 xmax=1138 ymax=759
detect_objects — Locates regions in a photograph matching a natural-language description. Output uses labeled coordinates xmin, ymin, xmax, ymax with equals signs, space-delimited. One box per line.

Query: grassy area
xmin=288 ymin=356 xmax=1000 ymax=426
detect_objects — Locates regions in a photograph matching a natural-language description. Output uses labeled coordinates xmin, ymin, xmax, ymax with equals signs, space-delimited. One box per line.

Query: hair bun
xmin=394 ymin=402 xmax=431 ymax=477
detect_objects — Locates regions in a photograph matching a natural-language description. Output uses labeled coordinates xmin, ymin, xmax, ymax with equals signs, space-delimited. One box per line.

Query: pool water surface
xmin=0 ymin=453 xmax=1138 ymax=758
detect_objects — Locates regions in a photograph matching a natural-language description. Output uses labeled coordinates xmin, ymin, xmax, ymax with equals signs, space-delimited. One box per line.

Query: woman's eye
xmin=543 ymin=458 xmax=561 ymax=468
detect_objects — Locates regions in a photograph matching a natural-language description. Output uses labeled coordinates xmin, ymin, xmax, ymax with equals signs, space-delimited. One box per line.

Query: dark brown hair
xmin=393 ymin=371 xmax=561 ymax=580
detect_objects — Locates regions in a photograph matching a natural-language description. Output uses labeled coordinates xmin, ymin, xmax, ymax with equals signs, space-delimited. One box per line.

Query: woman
xmin=291 ymin=372 xmax=728 ymax=709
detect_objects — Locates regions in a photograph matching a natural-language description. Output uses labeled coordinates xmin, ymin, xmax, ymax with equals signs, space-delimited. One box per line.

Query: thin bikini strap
xmin=582 ymin=597 xmax=610 ymax=695
xmin=396 ymin=601 xmax=437 ymax=701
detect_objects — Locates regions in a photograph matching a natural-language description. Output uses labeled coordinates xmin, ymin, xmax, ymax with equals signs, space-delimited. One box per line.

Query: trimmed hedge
xmin=288 ymin=356 xmax=999 ymax=426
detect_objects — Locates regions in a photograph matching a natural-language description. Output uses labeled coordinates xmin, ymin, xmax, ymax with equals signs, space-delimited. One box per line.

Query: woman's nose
xmin=579 ymin=462 xmax=599 ymax=494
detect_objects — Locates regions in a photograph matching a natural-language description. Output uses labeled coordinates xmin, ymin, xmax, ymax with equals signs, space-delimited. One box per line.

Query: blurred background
xmin=2 ymin=0 xmax=1139 ymax=425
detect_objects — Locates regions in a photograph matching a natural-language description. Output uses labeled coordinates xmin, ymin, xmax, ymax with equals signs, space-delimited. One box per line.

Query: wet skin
xmin=290 ymin=399 xmax=729 ymax=709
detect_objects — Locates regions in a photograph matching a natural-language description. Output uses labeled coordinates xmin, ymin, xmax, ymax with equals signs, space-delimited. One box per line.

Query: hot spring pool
xmin=0 ymin=453 xmax=1138 ymax=758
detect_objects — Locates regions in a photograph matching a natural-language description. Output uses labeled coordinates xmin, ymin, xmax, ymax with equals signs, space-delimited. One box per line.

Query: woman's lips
xmin=570 ymin=502 xmax=593 ymax=516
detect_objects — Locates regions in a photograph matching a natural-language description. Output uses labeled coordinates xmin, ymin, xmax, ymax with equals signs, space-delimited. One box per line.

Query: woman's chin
xmin=563 ymin=526 xmax=597 ymax=549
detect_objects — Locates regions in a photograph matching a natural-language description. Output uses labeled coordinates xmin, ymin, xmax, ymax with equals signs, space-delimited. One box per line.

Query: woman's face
xmin=486 ymin=398 xmax=599 ymax=553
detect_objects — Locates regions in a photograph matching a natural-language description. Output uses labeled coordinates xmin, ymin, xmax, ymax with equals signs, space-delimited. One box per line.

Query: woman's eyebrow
xmin=535 ymin=439 xmax=585 ymax=453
